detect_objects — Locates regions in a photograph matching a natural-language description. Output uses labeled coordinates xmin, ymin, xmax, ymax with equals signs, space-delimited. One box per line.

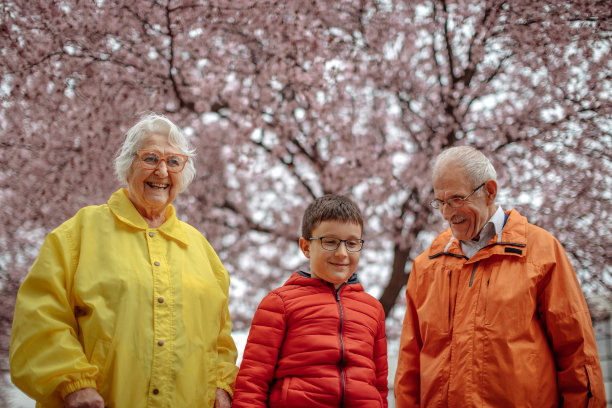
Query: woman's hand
xmin=64 ymin=388 xmax=105 ymax=408
xmin=214 ymin=388 xmax=232 ymax=408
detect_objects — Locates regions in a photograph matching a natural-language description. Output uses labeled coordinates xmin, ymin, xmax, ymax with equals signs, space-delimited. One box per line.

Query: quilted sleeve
xmin=232 ymin=292 xmax=287 ymax=407
xmin=374 ymin=303 xmax=389 ymax=408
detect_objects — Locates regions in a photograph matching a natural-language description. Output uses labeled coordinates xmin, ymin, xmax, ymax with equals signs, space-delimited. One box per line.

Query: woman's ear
xmin=298 ymin=237 xmax=311 ymax=259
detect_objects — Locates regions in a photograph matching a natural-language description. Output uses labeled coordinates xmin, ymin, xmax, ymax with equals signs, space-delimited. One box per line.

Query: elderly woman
xmin=9 ymin=113 xmax=238 ymax=408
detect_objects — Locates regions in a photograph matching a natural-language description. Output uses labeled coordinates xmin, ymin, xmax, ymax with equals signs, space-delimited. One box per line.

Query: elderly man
xmin=394 ymin=146 xmax=605 ymax=407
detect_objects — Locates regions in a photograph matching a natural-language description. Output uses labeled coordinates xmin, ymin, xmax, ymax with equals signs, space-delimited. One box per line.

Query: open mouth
xmin=451 ymin=216 xmax=465 ymax=224
xmin=147 ymin=182 xmax=169 ymax=189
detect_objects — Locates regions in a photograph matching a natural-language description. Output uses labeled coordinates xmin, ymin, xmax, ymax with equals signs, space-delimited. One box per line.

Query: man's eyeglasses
xmin=135 ymin=150 xmax=188 ymax=173
xmin=430 ymin=183 xmax=485 ymax=209
xmin=309 ymin=237 xmax=365 ymax=252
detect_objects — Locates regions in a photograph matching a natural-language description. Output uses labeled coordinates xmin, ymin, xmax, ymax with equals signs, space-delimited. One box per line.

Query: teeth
xmin=147 ymin=182 xmax=168 ymax=188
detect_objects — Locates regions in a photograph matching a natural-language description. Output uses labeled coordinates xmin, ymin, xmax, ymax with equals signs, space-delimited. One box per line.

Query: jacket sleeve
xmin=204 ymin=242 xmax=239 ymax=397
xmin=9 ymin=225 xmax=99 ymax=404
xmin=374 ymin=304 xmax=389 ymax=408
xmin=232 ymin=292 xmax=287 ymax=407
xmin=394 ymin=261 xmax=422 ymax=408
xmin=537 ymin=235 xmax=606 ymax=407
xmin=210 ymin=247 xmax=238 ymax=396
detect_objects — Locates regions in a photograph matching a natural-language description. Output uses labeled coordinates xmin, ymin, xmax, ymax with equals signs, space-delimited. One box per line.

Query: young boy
xmin=232 ymin=194 xmax=388 ymax=408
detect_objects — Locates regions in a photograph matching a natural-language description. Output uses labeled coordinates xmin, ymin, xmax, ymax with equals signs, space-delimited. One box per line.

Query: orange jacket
xmin=394 ymin=209 xmax=605 ymax=407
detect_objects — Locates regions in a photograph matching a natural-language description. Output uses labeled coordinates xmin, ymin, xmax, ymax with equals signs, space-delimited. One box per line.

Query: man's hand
xmin=214 ymin=387 xmax=232 ymax=408
xmin=64 ymin=388 xmax=105 ymax=408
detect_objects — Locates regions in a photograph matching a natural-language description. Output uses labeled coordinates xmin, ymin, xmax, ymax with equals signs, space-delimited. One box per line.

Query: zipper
xmin=335 ymin=289 xmax=345 ymax=406
xmin=448 ymin=270 xmax=452 ymax=329
xmin=469 ymin=261 xmax=480 ymax=287
xmin=584 ymin=365 xmax=592 ymax=408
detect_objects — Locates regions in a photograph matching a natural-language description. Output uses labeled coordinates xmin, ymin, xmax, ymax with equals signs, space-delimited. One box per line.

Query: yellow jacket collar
xmin=108 ymin=188 xmax=188 ymax=245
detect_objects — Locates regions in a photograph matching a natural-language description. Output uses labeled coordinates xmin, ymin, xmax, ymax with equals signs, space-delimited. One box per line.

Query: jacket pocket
xmin=418 ymin=267 xmax=452 ymax=335
xmin=482 ymin=261 xmax=536 ymax=333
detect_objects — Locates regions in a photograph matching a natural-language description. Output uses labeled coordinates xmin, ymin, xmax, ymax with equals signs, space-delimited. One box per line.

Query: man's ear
xmin=298 ymin=237 xmax=311 ymax=259
xmin=484 ymin=179 xmax=498 ymax=203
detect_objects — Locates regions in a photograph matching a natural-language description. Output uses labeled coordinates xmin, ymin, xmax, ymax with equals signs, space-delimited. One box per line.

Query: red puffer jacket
xmin=233 ymin=271 xmax=388 ymax=408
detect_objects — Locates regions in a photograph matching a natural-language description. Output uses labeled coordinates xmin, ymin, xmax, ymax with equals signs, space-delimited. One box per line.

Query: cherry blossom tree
xmin=1 ymin=0 xmax=610 ymax=392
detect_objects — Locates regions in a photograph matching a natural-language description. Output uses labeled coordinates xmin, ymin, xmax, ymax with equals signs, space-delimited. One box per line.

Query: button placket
xmin=147 ymin=228 xmax=172 ymax=406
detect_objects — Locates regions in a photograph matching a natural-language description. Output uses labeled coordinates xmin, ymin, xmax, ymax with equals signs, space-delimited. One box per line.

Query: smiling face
xmin=433 ymin=161 xmax=497 ymax=241
xmin=126 ymin=133 xmax=184 ymax=220
xmin=299 ymin=219 xmax=362 ymax=289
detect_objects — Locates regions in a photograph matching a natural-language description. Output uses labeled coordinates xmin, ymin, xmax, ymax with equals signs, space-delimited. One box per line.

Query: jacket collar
xmin=429 ymin=209 xmax=527 ymax=261
xmin=291 ymin=271 xmax=362 ymax=291
xmin=108 ymin=188 xmax=188 ymax=246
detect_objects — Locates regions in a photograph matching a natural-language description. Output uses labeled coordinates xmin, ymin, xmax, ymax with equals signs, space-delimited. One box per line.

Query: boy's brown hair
xmin=301 ymin=194 xmax=364 ymax=239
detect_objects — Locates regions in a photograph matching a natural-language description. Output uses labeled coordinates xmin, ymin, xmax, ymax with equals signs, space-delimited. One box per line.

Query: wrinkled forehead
xmin=433 ymin=166 xmax=472 ymax=197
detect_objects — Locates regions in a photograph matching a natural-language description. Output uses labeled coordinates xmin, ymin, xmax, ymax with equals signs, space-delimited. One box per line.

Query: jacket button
xmin=158 ymin=340 xmax=164 ymax=346
xmin=158 ymin=297 xmax=164 ymax=303
xmin=154 ymin=261 xmax=160 ymax=266
xmin=149 ymin=232 xmax=154 ymax=237
xmin=153 ymin=389 xmax=159 ymax=395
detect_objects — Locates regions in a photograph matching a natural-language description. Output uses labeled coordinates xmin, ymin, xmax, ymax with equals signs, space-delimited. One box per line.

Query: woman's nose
xmin=154 ymin=160 xmax=169 ymax=176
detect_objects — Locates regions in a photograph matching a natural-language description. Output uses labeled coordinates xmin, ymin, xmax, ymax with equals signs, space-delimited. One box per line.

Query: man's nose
xmin=440 ymin=202 xmax=453 ymax=220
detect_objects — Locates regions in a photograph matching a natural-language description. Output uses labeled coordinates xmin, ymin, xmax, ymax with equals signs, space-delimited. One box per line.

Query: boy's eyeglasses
xmin=135 ymin=150 xmax=188 ymax=173
xmin=309 ymin=237 xmax=364 ymax=252
xmin=430 ymin=183 xmax=485 ymax=209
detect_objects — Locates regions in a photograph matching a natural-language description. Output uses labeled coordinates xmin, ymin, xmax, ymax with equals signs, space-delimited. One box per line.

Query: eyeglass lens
xmin=320 ymin=237 xmax=363 ymax=252
xmin=431 ymin=183 xmax=484 ymax=209
xmin=139 ymin=151 xmax=185 ymax=170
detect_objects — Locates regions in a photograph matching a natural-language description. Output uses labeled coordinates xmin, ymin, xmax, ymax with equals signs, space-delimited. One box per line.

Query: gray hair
xmin=433 ymin=146 xmax=497 ymax=188
xmin=114 ymin=113 xmax=196 ymax=193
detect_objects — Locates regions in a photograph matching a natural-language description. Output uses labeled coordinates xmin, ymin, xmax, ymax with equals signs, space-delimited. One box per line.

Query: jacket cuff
xmin=216 ymin=382 xmax=234 ymax=399
xmin=59 ymin=378 xmax=98 ymax=400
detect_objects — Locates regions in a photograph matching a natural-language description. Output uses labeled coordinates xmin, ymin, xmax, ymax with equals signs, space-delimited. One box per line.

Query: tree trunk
xmin=379 ymin=244 xmax=411 ymax=317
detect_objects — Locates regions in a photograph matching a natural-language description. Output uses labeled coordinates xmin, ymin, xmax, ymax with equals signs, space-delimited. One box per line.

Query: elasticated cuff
xmin=59 ymin=378 xmax=98 ymax=400
xmin=216 ymin=382 xmax=234 ymax=399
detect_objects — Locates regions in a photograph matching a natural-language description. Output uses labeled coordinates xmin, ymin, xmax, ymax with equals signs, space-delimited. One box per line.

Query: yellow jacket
xmin=394 ymin=209 xmax=605 ymax=407
xmin=10 ymin=188 xmax=238 ymax=407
